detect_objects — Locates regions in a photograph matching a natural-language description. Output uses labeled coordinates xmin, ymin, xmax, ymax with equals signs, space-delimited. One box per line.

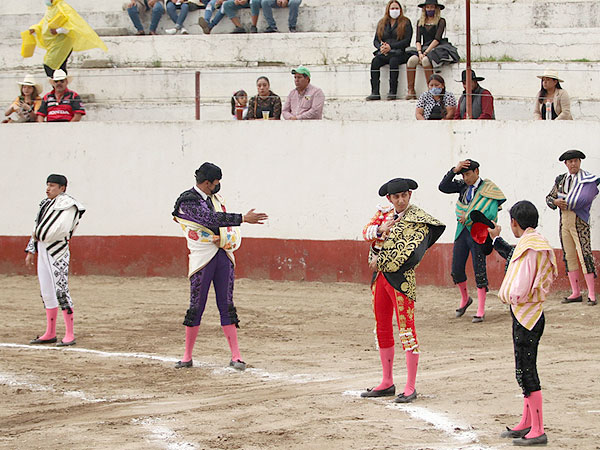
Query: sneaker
xmin=250 ymin=25 xmax=258 ymax=33
xmin=232 ymin=26 xmax=246 ymax=34
xmin=165 ymin=28 xmax=178 ymax=35
xmin=265 ymin=26 xmax=278 ymax=33
xmin=198 ymin=17 xmax=211 ymax=34
xmin=229 ymin=359 xmax=246 ymax=371
xmin=289 ymin=26 xmax=297 ymax=32
xmin=180 ymin=27 xmax=189 ymax=34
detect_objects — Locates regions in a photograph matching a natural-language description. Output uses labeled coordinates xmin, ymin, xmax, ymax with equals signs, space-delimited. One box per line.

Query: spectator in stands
xmin=198 ymin=0 xmax=226 ymax=33
xmin=534 ymin=70 xmax=572 ymax=120
xmin=37 ymin=70 xmax=85 ymax=123
xmin=367 ymin=0 xmax=413 ymax=101
xmin=283 ymin=66 xmax=325 ymax=120
xmin=127 ymin=0 xmax=165 ymax=35
xmin=231 ymin=89 xmax=248 ymax=120
xmin=252 ymin=0 xmax=302 ymax=33
xmin=415 ymin=74 xmax=456 ymax=120
xmin=247 ymin=77 xmax=282 ymax=119
xmin=165 ymin=0 xmax=190 ymax=34
xmin=454 ymin=70 xmax=495 ymax=119
xmin=3 ymin=75 xmax=42 ymax=124
xmin=24 ymin=0 xmax=107 ymax=78
xmin=222 ymin=0 xmax=260 ymax=33
xmin=405 ymin=0 xmax=459 ymax=100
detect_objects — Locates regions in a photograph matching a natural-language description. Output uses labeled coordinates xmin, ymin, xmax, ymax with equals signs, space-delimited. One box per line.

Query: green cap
xmin=291 ymin=65 xmax=311 ymax=78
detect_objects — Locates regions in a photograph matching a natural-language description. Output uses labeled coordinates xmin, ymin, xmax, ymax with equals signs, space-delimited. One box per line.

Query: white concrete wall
xmin=1 ymin=121 xmax=599 ymax=251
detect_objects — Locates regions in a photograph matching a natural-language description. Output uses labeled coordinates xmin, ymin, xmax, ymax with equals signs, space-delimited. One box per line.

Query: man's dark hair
xmin=509 ymin=200 xmax=539 ymax=230
xmin=195 ymin=162 xmax=222 ymax=184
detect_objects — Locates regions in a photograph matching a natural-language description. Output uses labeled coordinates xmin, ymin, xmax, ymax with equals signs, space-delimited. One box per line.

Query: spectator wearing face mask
xmin=415 ymin=74 xmax=456 ymax=120
xmin=366 ymin=0 xmax=413 ymax=101
xmin=405 ymin=0 xmax=459 ymax=99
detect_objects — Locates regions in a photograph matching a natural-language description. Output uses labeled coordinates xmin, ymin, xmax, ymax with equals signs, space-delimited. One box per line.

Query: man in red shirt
xmin=454 ymin=70 xmax=495 ymax=120
xmin=37 ymin=69 xmax=85 ymax=122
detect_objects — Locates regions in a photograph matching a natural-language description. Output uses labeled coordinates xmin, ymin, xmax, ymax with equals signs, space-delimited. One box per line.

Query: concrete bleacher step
xmin=82 ymin=97 xmax=600 ymax=122
xmin=2 ymin=62 xmax=597 ymax=106
xmin=2 ymin=26 xmax=599 ymax=74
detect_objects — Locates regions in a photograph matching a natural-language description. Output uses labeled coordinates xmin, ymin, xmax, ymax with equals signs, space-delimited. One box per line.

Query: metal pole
xmin=465 ymin=0 xmax=472 ymax=119
xmin=195 ymin=71 xmax=200 ymax=121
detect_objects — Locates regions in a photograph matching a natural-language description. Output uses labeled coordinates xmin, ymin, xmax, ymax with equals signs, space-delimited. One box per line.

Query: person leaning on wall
xmin=533 ymin=69 xmax=572 ymax=120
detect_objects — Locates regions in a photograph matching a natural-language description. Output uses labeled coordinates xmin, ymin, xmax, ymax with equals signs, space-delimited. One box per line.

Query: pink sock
xmin=567 ymin=271 xmax=581 ymax=299
xmin=476 ymin=287 xmax=486 ymax=317
xmin=374 ymin=346 xmax=394 ymax=391
xmin=584 ymin=272 xmax=596 ymax=301
xmin=61 ymin=309 xmax=74 ymax=343
xmin=458 ymin=281 xmax=469 ymax=308
xmin=39 ymin=307 xmax=58 ymax=340
xmin=525 ymin=390 xmax=544 ymax=438
xmin=403 ymin=351 xmax=419 ymax=396
xmin=222 ymin=324 xmax=242 ymax=362
xmin=182 ymin=326 xmax=199 ymax=362
xmin=513 ymin=397 xmax=531 ymax=431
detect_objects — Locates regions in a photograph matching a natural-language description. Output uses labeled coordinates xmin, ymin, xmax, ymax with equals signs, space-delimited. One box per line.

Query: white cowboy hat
xmin=17 ymin=74 xmax=42 ymax=93
xmin=537 ymin=69 xmax=564 ymax=83
xmin=52 ymin=69 xmax=72 ymax=82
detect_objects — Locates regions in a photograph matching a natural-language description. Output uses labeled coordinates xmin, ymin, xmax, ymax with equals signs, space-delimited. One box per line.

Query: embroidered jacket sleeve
xmin=179 ymin=200 xmax=242 ymax=229
xmin=376 ymin=221 xmax=431 ymax=273
xmin=505 ymin=249 xmax=537 ymax=305
xmin=545 ymin=174 xmax=563 ymax=209
xmin=363 ymin=210 xmax=385 ymax=242
xmin=438 ymin=168 xmax=464 ymax=194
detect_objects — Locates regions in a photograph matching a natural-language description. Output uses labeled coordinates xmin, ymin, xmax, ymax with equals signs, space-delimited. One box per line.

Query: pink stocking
xmin=374 ymin=346 xmax=394 ymax=391
xmin=61 ymin=309 xmax=74 ymax=343
xmin=567 ymin=271 xmax=581 ymax=299
xmin=182 ymin=326 xmax=199 ymax=362
xmin=525 ymin=390 xmax=544 ymax=438
xmin=584 ymin=272 xmax=596 ymax=301
xmin=404 ymin=351 xmax=419 ymax=396
xmin=222 ymin=324 xmax=242 ymax=362
xmin=457 ymin=281 xmax=469 ymax=308
xmin=513 ymin=396 xmax=531 ymax=431
xmin=39 ymin=307 xmax=58 ymax=340
xmin=476 ymin=287 xmax=486 ymax=317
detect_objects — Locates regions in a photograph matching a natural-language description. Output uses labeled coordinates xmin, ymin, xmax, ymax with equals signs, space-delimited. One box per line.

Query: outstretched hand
xmin=488 ymin=221 xmax=501 ymax=239
xmin=243 ymin=209 xmax=268 ymax=224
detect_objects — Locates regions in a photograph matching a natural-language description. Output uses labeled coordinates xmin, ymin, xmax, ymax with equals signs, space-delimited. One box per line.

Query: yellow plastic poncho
xmin=22 ymin=0 xmax=108 ymax=70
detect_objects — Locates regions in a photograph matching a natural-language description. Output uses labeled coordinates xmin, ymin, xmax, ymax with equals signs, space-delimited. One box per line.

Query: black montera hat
xmin=195 ymin=162 xmax=222 ymax=182
xmin=458 ymin=159 xmax=480 ymax=174
xmin=47 ymin=174 xmax=67 ymax=186
xmin=559 ymin=149 xmax=586 ymax=161
xmin=378 ymin=178 xmax=418 ymax=196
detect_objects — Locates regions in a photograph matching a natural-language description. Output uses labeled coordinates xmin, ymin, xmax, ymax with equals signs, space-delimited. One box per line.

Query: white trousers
xmin=37 ymin=242 xmax=73 ymax=310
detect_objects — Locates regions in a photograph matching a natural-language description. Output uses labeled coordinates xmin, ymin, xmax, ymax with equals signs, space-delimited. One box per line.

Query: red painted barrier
xmin=1 ymin=236 xmax=598 ymax=291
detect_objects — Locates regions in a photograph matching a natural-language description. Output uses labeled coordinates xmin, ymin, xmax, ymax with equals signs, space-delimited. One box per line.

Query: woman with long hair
xmin=366 ymin=0 xmax=413 ymax=101
xmin=3 ymin=75 xmax=42 ymax=123
xmin=415 ymin=74 xmax=456 ymax=120
xmin=247 ymin=76 xmax=282 ymax=120
xmin=534 ymin=69 xmax=572 ymax=120
xmin=405 ymin=0 xmax=458 ymax=99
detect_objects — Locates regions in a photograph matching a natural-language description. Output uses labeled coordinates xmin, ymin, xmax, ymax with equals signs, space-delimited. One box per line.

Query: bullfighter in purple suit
xmin=546 ymin=149 xmax=599 ymax=306
xmin=172 ymin=162 xmax=268 ymax=369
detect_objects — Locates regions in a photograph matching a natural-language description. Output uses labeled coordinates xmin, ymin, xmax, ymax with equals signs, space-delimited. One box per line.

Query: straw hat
xmin=17 ymin=74 xmax=42 ymax=93
xmin=537 ymin=69 xmax=563 ymax=82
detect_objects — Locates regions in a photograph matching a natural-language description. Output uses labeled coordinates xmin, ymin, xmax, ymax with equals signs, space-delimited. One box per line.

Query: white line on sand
xmin=342 ymin=390 xmax=495 ymax=449
xmin=132 ymin=417 xmax=197 ymax=450
xmin=0 ymin=343 xmax=337 ymax=384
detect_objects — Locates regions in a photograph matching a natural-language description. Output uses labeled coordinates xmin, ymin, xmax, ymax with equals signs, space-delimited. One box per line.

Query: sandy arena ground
xmin=0 ymin=274 xmax=599 ymax=450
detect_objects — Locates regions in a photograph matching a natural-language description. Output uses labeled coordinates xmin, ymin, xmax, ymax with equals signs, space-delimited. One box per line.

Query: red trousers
xmin=372 ymin=272 xmax=419 ymax=352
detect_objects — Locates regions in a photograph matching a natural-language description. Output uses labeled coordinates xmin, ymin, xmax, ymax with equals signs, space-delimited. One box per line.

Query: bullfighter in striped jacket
xmin=25 ymin=174 xmax=85 ymax=347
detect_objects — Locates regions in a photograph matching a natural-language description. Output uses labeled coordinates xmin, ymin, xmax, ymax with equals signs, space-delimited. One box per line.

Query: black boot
xmin=387 ymin=69 xmax=399 ymax=100
xmin=366 ymin=76 xmax=381 ymax=101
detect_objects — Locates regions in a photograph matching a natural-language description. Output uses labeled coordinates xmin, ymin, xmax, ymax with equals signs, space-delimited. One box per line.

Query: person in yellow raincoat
xmin=22 ymin=0 xmax=107 ymax=78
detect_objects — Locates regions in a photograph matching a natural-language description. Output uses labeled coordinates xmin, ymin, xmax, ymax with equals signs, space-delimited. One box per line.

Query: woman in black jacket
xmin=366 ymin=0 xmax=413 ymax=101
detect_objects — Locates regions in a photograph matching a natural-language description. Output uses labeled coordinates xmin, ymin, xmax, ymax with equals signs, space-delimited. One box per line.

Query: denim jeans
xmin=204 ymin=0 xmax=225 ymax=28
xmin=222 ymin=0 xmax=251 ymax=19
xmin=166 ymin=1 xmax=189 ymax=27
xmin=127 ymin=0 xmax=165 ymax=32
xmin=260 ymin=0 xmax=302 ymax=28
